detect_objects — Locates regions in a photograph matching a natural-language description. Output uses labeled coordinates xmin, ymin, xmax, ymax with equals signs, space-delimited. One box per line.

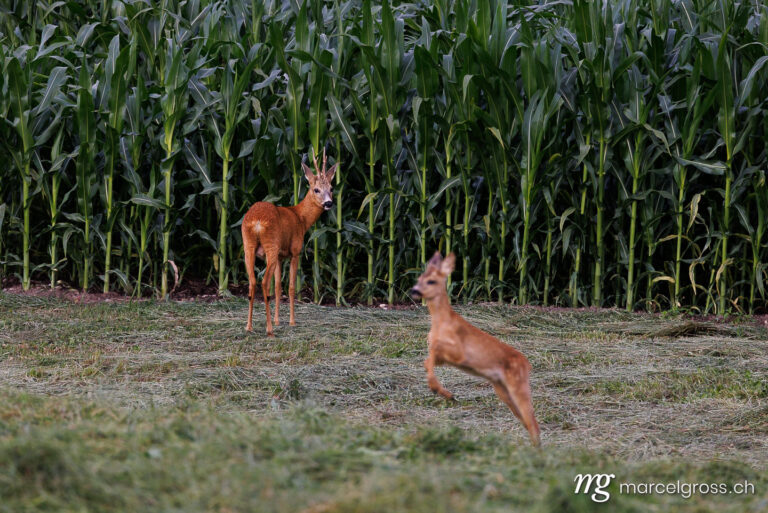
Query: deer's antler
xmin=310 ymin=148 xmax=320 ymax=176
xmin=321 ymin=147 xmax=328 ymax=177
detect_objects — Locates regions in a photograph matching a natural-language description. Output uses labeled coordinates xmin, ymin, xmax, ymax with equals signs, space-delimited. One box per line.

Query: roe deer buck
xmin=410 ymin=252 xmax=541 ymax=446
xmin=242 ymin=150 xmax=337 ymax=336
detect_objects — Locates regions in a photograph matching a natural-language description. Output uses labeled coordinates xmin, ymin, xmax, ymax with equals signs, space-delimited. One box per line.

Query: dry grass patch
xmin=1 ymin=294 xmax=767 ymax=511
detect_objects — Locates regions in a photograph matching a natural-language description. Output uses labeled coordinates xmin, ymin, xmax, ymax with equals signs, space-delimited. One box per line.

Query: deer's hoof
xmin=289 ymin=321 xmax=296 ymax=326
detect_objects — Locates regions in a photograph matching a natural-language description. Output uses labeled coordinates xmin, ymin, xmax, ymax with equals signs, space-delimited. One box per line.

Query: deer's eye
xmin=314 ymin=188 xmax=320 ymax=194
xmin=426 ymin=280 xmax=437 ymax=285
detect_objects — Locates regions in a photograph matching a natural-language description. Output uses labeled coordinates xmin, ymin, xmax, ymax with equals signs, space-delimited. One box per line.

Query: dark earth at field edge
xmin=3 ymin=276 xmax=767 ymax=330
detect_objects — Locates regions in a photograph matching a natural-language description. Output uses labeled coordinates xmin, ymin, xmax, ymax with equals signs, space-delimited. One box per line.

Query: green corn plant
xmin=350 ymin=72 xmax=379 ymax=304
xmin=39 ymin=127 xmax=73 ymax=289
xmin=360 ymin=0 xmax=406 ymax=304
xmin=439 ymin=26 xmax=486 ymax=293
xmin=458 ymin=131 xmax=475 ymax=292
xmin=748 ymin=172 xmax=768 ymax=312
xmin=351 ymin=0 xmax=381 ymax=304
xmin=614 ymin=63 xmax=656 ymax=311
xmin=121 ymin=74 xmax=151 ymax=293
xmin=2 ymin=0 xmax=768 ymax=311
xmin=484 ymin=130 xmax=512 ymax=302
xmin=270 ymin=5 xmax=307 ymax=205
xmin=714 ymin=32 xmax=735 ymax=314
xmin=121 ymin=71 xmax=158 ymax=297
xmin=25 ymin=47 xmax=70 ymax=288
xmin=6 ymin=56 xmax=36 ymax=290
xmin=306 ymin=32 xmax=333 ymax=303
xmin=101 ymin=35 xmax=129 ymax=293
xmin=560 ymin=15 xmax=589 ymax=306
xmin=113 ymin=32 xmax=141 ymax=291
xmin=125 ymin=165 xmax=162 ymax=298
xmin=476 ymin=68 xmax=518 ymax=300
xmin=158 ymin=39 xmax=192 ymax=299
xmin=517 ymin=90 xmax=563 ymax=304
xmin=332 ymin=136 xmax=345 ymax=304
xmin=438 ymin=125 xmax=459 ymax=287
xmin=209 ymin=50 xmax=259 ymax=295
xmin=705 ymin=2 xmax=758 ymax=314
xmin=483 ymin=139 xmax=509 ymax=301
xmin=569 ymin=0 xmax=630 ymax=306
xmin=738 ymin=27 xmax=768 ymax=312
xmin=435 ymin=78 xmax=459 ymax=291
xmin=465 ymin=0 xmax=517 ymax=301
xmin=413 ymin=36 xmax=439 ymax=268
xmin=516 ymin=12 xmax=570 ymax=305
xmin=567 ymin=126 xmax=592 ymax=307
xmin=457 ymin=0 xmax=514 ymax=294
xmin=0 ymin=47 xmax=7 ymax=281
xmin=74 ymin=57 xmax=97 ymax=290
xmin=327 ymin=0 xmax=358 ymax=305
xmin=542 ymin=167 xmax=567 ymax=306
xmin=120 ymin=0 xmax=169 ymax=293
xmin=588 ymin=26 xmax=612 ymax=307
xmin=14 ymin=22 xmax=87 ymax=293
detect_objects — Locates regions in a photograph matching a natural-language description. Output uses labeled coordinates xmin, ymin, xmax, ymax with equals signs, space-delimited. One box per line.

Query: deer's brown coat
xmin=410 ymin=252 xmax=541 ymax=446
xmin=241 ymin=152 xmax=337 ymax=335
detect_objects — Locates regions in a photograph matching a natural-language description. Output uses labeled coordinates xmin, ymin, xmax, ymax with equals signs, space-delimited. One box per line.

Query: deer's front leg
xmin=288 ymin=255 xmax=299 ymax=326
xmin=262 ymin=256 xmax=277 ymax=337
xmin=424 ymin=347 xmax=453 ymax=400
xmin=244 ymin=243 xmax=256 ymax=332
xmin=273 ymin=259 xmax=281 ymax=326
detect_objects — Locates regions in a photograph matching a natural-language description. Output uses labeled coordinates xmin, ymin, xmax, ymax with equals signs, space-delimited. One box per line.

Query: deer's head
xmin=302 ymin=149 xmax=337 ymax=211
xmin=410 ymin=251 xmax=455 ymax=300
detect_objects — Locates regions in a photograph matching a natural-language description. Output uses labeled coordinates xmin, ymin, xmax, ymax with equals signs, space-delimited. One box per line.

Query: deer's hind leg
xmin=492 ymin=382 xmax=523 ymax=421
xmin=273 ymin=259 xmax=282 ymax=326
xmin=288 ymin=255 xmax=299 ymax=326
xmin=262 ymin=252 xmax=278 ymax=337
xmin=501 ymin=367 xmax=540 ymax=447
xmin=244 ymin=238 xmax=257 ymax=332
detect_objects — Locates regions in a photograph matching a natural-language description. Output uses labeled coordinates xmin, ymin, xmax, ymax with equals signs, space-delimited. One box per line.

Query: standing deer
xmin=242 ymin=150 xmax=337 ymax=336
xmin=410 ymin=252 xmax=541 ymax=446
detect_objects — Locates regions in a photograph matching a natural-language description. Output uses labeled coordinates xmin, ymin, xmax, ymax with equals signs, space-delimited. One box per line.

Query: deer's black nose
xmin=323 ymin=201 xmax=333 ymax=209
xmin=409 ymin=288 xmax=422 ymax=299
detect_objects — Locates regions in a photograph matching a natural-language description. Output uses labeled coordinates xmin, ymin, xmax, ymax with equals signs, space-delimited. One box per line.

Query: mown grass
xmin=1 ymin=293 xmax=767 ymax=512
xmin=585 ymin=369 xmax=768 ymax=403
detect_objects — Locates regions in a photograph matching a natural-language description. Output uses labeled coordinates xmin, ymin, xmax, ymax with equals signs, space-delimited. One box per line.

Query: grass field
xmin=1 ymin=292 xmax=767 ymax=512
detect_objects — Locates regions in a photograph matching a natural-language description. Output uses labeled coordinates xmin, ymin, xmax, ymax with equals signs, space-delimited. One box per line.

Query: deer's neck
xmin=426 ymin=293 xmax=453 ymax=324
xmin=292 ymin=193 xmax=324 ymax=232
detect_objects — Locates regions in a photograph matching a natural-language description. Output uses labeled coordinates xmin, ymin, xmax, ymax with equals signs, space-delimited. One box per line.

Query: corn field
xmin=1 ymin=0 xmax=767 ymax=313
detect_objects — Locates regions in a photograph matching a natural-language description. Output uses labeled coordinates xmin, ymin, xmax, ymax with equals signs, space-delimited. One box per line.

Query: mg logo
xmin=573 ymin=473 xmax=615 ymax=503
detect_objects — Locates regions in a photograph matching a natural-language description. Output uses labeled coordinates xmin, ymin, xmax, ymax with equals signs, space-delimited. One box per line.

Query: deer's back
xmin=243 ymin=202 xmax=305 ymax=254
xmin=439 ymin=310 xmax=530 ymax=372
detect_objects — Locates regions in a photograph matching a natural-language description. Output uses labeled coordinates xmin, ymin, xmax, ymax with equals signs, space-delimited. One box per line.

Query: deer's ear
xmin=325 ymin=163 xmax=337 ymax=182
xmin=440 ymin=253 xmax=456 ymax=275
xmin=427 ymin=251 xmax=443 ymax=268
xmin=302 ymin=162 xmax=315 ymax=182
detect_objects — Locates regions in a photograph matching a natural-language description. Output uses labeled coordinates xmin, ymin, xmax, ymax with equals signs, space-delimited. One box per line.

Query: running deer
xmin=410 ymin=252 xmax=541 ymax=446
xmin=242 ymin=150 xmax=337 ymax=336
